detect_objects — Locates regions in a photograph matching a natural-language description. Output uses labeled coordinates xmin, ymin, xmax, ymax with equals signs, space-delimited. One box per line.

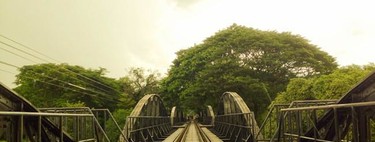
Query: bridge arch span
xmin=120 ymin=94 xmax=171 ymax=142
xmin=214 ymin=92 xmax=262 ymax=141
xmin=128 ymin=94 xmax=168 ymax=117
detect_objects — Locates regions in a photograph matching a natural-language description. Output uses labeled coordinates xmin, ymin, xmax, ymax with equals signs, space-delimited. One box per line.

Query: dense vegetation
xmin=274 ymin=64 xmax=375 ymax=103
xmin=15 ymin=63 xmax=121 ymax=110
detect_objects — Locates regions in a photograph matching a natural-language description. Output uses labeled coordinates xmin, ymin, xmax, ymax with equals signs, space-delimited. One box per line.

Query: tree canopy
xmin=119 ymin=68 xmax=161 ymax=101
xmin=14 ymin=63 xmax=122 ymax=110
xmin=13 ymin=64 xmax=162 ymax=112
xmin=117 ymin=67 xmax=162 ymax=108
xmin=274 ymin=64 xmax=375 ymax=104
xmin=160 ymin=24 xmax=338 ymax=115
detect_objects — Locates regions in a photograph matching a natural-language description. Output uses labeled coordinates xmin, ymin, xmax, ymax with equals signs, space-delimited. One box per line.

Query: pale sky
xmin=1 ymin=0 xmax=375 ymax=88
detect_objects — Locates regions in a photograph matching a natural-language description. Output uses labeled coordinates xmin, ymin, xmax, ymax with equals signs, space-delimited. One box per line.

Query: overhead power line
xmin=0 ymin=69 xmax=16 ymax=75
xmin=66 ymin=68 xmax=122 ymax=94
xmin=0 ymin=61 xmax=20 ymax=69
xmin=0 ymin=40 xmax=49 ymax=63
xmin=23 ymin=74 xmax=119 ymax=103
xmin=0 ymin=34 xmax=122 ymax=94
xmin=0 ymin=60 xmax=119 ymax=103
xmin=0 ymin=50 xmax=112 ymax=94
xmin=0 ymin=34 xmax=59 ymax=63
xmin=0 ymin=45 xmax=38 ymax=63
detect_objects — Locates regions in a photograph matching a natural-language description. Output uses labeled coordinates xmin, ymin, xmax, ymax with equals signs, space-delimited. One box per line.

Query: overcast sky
xmin=1 ymin=0 xmax=375 ymax=88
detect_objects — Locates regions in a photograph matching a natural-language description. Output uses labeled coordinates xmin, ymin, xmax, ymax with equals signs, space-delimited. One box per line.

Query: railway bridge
xmin=1 ymin=71 xmax=375 ymax=141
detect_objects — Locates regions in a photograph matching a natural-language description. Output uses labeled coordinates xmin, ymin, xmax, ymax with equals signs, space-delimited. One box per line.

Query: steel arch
xmin=214 ymin=92 xmax=262 ymax=141
xmin=120 ymin=94 xmax=171 ymax=142
xmin=170 ymin=106 xmax=185 ymax=126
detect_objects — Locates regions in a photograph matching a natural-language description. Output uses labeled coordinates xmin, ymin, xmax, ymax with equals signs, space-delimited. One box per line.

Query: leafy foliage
xmin=14 ymin=63 xmax=121 ymax=110
xmin=118 ymin=67 xmax=161 ymax=105
xmin=161 ymin=24 xmax=337 ymax=116
xmin=274 ymin=64 xmax=375 ymax=103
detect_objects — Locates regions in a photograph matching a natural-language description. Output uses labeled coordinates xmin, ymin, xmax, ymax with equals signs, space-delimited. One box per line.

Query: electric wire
xmin=0 ymin=44 xmax=38 ymax=63
xmin=0 ymin=61 xmax=119 ymax=103
xmin=0 ymin=60 xmax=20 ymax=69
xmin=39 ymin=65 xmax=115 ymax=94
xmin=0 ymin=42 xmax=113 ymax=94
xmin=0 ymin=35 xmax=122 ymax=94
xmin=0 ymin=68 xmax=119 ymax=103
xmin=0 ymin=40 xmax=49 ymax=63
xmin=28 ymin=75 xmax=118 ymax=103
xmin=0 ymin=34 xmax=59 ymax=63
xmin=0 ymin=37 xmax=121 ymax=93
xmin=0 ymin=35 xmax=109 ymax=92
xmin=0 ymin=68 xmax=16 ymax=75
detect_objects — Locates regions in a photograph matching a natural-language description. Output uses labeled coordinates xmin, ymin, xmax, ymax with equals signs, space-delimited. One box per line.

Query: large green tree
xmin=161 ymin=24 xmax=337 ymax=115
xmin=14 ymin=63 xmax=121 ymax=110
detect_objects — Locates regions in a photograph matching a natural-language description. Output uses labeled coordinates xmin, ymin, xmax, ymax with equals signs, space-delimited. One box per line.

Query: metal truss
xmin=257 ymin=100 xmax=337 ymax=141
xmin=277 ymin=101 xmax=375 ymax=142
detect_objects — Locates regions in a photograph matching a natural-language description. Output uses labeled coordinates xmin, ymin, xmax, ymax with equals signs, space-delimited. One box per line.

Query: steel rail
xmin=194 ymin=121 xmax=210 ymax=142
xmin=175 ymin=121 xmax=191 ymax=142
xmin=280 ymin=101 xmax=375 ymax=112
xmin=171 ymin=120 xmax=212 ymax=142
xmin=0 ymin=111 xmax=93 ymax=116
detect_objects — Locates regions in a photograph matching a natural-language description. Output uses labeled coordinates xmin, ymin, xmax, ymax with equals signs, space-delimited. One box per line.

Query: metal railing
xmin=257 ymin=104 xmax=289 ymax=141
xmin=276 ymin=101 xmax=375 ymax=142
xmin=91 ymin=109 xmax=127 ymax=141
xmin=39 ymin=107 xmax=112 ymax=141
xmin=257 ymin=100 xmax=337 ymax=141
xmin=40 ymin=107 xmax=128 ymax=141
xmin=0 ymin=110 xmax=105 ymax=141
xmin=124 ymin=116 xmax=172 ymax=141
xmin=213 ymin=112 xmax=258 ymax=142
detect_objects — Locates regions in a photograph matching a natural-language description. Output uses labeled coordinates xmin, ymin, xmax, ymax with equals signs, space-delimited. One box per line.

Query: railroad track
xmin=164 ymin=120 xmax=222 ymax=142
